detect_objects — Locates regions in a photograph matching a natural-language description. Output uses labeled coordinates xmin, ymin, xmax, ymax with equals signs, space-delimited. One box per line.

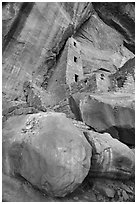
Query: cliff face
xmin=2 ymin=2 xmax=92 ymax=102
xmin=93 ymin=2 xmax=135 ymax=53
xmin=2 ymin=2 xmax=135 ymax=202
xmin=2 ymin=2 xmax=135 ymax=108
xmin=74 ymin=8 xmax=134 ymax=75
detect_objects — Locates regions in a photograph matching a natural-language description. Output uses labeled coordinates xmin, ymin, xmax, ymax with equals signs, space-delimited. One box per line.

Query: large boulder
xmin=3 ymin=112 xmax=92 ymax=197
xmin=79 ymin=92 xmax=135 ymax=146
xmin=71 ymin=120 xmax=135 ymax=179
xmin=86 ymin=131 xmax=135 ymax=179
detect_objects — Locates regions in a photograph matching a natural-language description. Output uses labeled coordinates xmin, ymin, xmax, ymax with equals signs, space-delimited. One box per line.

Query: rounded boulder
xmin=3 ymin=112 xmax=92 ymax=197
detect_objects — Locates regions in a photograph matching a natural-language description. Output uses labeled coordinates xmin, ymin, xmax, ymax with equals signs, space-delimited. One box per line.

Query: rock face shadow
xmin=100 ymin=126 xmax=135 ymax=147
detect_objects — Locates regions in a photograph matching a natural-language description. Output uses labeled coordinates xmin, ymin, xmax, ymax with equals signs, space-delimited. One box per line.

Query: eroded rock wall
xmin=92 ymin=2 xmax=135 ymax=53
xmin=74 ymin=12 xmax=134 ymax=76
xmin=2 ymin=2 xmax=92 ymax=102
xmin=2 ymin=2 xmax=135 ymax=202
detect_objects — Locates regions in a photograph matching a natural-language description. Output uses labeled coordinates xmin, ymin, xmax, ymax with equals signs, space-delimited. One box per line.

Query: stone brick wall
xmin=47 ymin=37 xmax=84 ymax=106
xmin=109 ymin=58 xmax=135 ymax=91
xmin=2 ymin=2 xmax=92 ymax=102
xmin=70 ymin=74 xmax=97 ymax=94
xmin=66 ymin=37 xmax=83 ymax=86
xmin=96 ymin=71 xmax=111 ymax=92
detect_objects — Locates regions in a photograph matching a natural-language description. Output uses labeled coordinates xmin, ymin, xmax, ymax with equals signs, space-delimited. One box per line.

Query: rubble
xmin=93 ymin=182 xmax=115 ymax=198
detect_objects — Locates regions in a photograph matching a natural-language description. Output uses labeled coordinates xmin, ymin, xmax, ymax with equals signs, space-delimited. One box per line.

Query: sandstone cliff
xmin=2 ymin=2 xmax=135 ymax=202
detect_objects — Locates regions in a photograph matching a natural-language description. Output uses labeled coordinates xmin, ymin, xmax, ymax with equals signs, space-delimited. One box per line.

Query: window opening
xmin=74 ymin=42 xmax=77 ymax=47
xmin=117 ymin=76 xmax=125 ymax=87
xmin=100 ymin=73 xmax=104 ymax=80
xmin=75 ymin=74 xmax=79 ymax=82
xmin=74 ymin=56 xmax=77 ymax=63
xmin=101 ymin=73 xmax=104 ymax=77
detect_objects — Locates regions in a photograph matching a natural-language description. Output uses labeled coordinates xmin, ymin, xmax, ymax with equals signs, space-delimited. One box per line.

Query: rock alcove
xmin=2 ymin=2 xmax=135 ymax=202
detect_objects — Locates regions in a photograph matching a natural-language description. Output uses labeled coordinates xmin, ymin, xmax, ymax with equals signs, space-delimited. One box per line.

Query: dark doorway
xmin=74 ymin=56 xmax=77 ymax=63
xmin=74 ymin=42 xmax=77 ymax=47
xmin=75 ymin=74 xmax=79 ymax=82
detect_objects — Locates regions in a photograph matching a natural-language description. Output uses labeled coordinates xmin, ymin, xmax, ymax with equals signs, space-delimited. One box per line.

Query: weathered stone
xmin=92 ymin=2 xmax=135 ymax=53
xmin=2 ymin=3 xmax=24 ymax=47
xmin=69 ymin=118 xmax=135 ymax=180
xmin=70 ymin=74 xmax=97 ymax=94
xmin=2 ymin=2 xmax=135 ymax=202
xmin=3 ymin=112 xmax=92 ymax=197
xmin=117 ymin=190 xmax=121 ymax=196
xmin=103 ymin=187 xmax=115 ymax=198
xmin=46 ymin=37 xmax=84 ymax=106
xmin=80 ymin=92 xmax=135 ymax=145
xmin=120 ymin=183 xmax=133 ymax=194
xmin=109 ymin=57 xmax=135 ymax=92
xmin=2 ymin=174 xmax=57 ymax=202
xmin=2 ymin=2 xmax=92 ymax=102
xmin=122 ymin=190 xmax=129 ymax=201
xmin=74 ymin=12 xmax=134 ymax=76
xmin=96 ymin=194 xmax=103 ymax=201
xmin=93 ymin=181 xmax=115 ymax=198
xmin=86 ymin=131 xmax=135 ymax=179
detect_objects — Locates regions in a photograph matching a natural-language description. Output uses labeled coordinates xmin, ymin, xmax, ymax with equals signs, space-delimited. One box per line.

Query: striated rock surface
xmin=74 ymin=11 xmax=134 ymax=76
xmin=2 ymin=2 xmax=92 ymax=102
xmin=3 ymin=112 xmax=92 ymax=197
xmin=86 ymin=131 xmax=135 ymax=179
xmin=93 ymin=2 xmax=135 ymax=53
xmin=71 ymin=120 xmax=135 ymax=179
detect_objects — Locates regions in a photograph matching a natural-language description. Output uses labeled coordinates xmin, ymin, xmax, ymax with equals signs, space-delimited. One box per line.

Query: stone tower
xmin=47 ymin=37 xmax=83 ymax=106
xmin=66 ymin=37 xmax=83 ymax=88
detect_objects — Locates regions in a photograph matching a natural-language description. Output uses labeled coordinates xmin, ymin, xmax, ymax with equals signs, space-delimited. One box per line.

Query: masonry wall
xmin=96 ymin=72 xmax=111 ymax=92
xmin=66 ymin=37 xmax=83 ymax=87
xmin=47 ymin=37 xmax=84 ymax=106
xmin=109 ymin=58 xmax=135 ymax=91
xmin=70 ymin=74 xmax=97 ymax=94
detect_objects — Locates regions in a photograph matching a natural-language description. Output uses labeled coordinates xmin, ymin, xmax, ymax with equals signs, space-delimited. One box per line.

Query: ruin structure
xmin=47 ymin=37 xmax=83 ymax=105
